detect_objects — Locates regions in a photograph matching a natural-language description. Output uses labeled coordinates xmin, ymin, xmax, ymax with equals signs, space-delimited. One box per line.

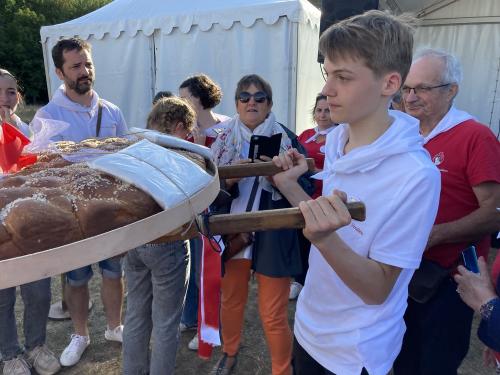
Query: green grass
xmin=16 ymin=104 xmax=41 ymax=124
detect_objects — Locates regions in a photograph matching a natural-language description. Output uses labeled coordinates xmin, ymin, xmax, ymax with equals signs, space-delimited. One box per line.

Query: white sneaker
xmin=2 ymin=356 xmax=31 ymax=375
xmin=104 ymin=324 xmax=123 ymax=343
xmin=188 ymin=334 xmax=199 ymax=351
xmin=289 ymin=281 xmax=303 ymax=300
xmin=60 ymin=334 xmax=90 ymax=367
xmin=25 ymin=345 xmax=61 ymax=375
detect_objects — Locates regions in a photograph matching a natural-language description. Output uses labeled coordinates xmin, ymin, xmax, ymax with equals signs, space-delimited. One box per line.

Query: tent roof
xmin=40 ymin=0 xmax=320 ymax=41
xmin=381 ymin=0 xmax=461 ymax=16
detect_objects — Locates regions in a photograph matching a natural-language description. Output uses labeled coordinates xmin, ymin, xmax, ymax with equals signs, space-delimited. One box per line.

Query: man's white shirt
xmin=32 ymin=85 xmax=127 ymax=141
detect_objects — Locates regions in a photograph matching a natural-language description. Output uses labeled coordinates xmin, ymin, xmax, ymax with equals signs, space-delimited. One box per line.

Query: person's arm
xmin=427 ymin=182 xmax=500 ymax=248
xmin=273 ymin=149 xmax=405 ymax=305
xmin=454 ymin=257 xmax=500 ymax=350
xmin=454 ymin=257 xmax=497 ymax=312
xmin=298 ymin=193 xmax=402 ymax=305
xmin=477 ymin=299 xmax=500 ymax=351
xmin=271 ymin=148 xmax=312 ymax=205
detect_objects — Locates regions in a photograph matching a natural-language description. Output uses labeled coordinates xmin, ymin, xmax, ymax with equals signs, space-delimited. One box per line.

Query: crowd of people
xmin=0 ymin=8 xmax=499 ymax=375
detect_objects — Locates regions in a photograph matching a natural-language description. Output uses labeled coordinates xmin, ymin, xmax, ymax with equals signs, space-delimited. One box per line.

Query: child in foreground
xmin=122 ymin=97 xmax=195 ymax=375
xmin=272 ymin=10 xmax=441 ymax=375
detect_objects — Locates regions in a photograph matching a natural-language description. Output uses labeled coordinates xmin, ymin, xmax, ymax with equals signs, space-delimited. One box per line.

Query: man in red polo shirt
xmin=394 ymin=48 xmax=500 ymax=375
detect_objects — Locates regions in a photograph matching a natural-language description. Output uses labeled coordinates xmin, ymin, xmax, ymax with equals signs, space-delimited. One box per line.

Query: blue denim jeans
xmin=181 ymin=235 xmax=202 ymax=327
xmin=122 ymin=241 xmax=190 ymax=375
xmin=0 ymin=278 xmax=51 ymax=360
xmin=66 ymin=257 xmax=123 ymax=286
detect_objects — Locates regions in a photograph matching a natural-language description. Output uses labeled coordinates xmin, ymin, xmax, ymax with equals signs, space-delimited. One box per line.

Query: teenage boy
xmin=272 ymin=10 xmax=441 ymax=375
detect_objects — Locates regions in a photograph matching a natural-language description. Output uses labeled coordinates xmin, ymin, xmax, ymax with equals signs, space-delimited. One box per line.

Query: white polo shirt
xmin=32 ymin=85 xmax=127 ymax=141
xmin=294 ymin=111 xmax=441 ymax=375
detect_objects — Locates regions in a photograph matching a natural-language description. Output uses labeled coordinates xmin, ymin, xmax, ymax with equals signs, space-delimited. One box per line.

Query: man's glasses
xmin=401 ymin=83 xmax=451 ymax=96
xmin=238 ymin=91 xmax=268 ymax=103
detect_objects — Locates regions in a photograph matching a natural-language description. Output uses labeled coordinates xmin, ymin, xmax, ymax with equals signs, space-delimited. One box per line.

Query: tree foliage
xmin=0 ymin=0 xmax=111 ymax=103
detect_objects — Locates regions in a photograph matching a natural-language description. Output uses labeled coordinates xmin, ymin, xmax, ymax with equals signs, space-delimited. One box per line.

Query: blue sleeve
xmin=477 ymin=297 xmax=500 ymax=351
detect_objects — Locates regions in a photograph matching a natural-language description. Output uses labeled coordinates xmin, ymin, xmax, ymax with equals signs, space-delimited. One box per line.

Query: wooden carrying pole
xmin=159 ymin=202 xmax=365 ymax=242
xmin=203 ymin=202 xmax=365 ymax=235
xmin=217 ymin=158 xmax=316 ymax=179
xmin=155 ymin=160 xmax=366 ymax=241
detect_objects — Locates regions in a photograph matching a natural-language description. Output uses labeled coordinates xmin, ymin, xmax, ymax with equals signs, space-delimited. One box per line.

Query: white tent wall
xmin=42 ymin=33 xmax=155 ymax=128
xmin=39 ymin=0 xmax=324 ymax=133
xmin=414 ymin=0 xmax=500 ymax=138
xmin=89 ymin=34 xmax=155 ymax=128
xmin=153 ymin=18 xmax=295 ymax=128
xmin=295 ymin=20 xmax=324 ymax=134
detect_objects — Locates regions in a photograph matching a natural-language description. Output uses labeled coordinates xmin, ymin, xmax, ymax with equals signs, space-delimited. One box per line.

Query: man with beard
xmin=32 ymin=38 xmax=128 ymax=368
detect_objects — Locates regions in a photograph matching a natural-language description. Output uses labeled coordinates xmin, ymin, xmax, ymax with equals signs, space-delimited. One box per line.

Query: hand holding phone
xmin=248 ymin=133 xmax=282 ymax=162
xmin=461 ymin=245 xmax=479 ymax=274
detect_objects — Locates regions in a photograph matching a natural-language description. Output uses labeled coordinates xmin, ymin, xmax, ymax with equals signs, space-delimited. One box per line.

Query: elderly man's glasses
xmin=238 ymin=91 xmax=268 ymax=103
xmin=401 ymin=83 xmax=451 ymax=96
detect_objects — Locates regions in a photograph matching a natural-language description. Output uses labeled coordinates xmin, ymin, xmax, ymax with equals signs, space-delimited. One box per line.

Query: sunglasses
xmin=238 ymin=91 xmax=268 ymax=104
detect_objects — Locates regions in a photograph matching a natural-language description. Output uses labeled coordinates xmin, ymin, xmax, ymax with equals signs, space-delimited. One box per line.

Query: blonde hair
xmin=319 ymin=10 xmax=417 ymax=82
xmin=147 ymin=97 xmax=196 ymax=134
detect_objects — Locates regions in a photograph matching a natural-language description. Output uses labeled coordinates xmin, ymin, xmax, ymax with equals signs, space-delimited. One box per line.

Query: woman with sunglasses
xmin=210 ymin=74 xmax=313 ymax=375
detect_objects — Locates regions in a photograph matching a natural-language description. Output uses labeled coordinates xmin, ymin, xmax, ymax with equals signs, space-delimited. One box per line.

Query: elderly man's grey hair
xmin=414 ymin=48 xmax=462 ymax=85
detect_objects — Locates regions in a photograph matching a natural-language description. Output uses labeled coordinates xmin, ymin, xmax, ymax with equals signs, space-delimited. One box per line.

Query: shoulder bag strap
xmin=95 ymin=100 xmax=103 ymax=137
xmin=245 ymin=176 xmax=260 ymax=212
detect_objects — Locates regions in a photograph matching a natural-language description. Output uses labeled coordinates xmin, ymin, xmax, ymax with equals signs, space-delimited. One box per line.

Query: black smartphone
xmin=248 ymin=133 xmax=282 ymax=162
xmin=461 ymin=245 xmax=479 ymax=273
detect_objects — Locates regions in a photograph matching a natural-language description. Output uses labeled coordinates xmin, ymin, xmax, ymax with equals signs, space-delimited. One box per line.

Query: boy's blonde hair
xmin=319 ymin=10 xmax=416 ymax=82
xmin=147 ymin=97 xmax=196 ymax=134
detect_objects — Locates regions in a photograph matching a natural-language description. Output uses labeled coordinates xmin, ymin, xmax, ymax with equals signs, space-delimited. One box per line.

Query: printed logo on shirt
xmin=432 ymin=152 xmax=448 ymax=172
xmin=351 ymin=222 xmax=364 ymax=236
xmin=319 ymin=145 xmax=326 ymax=154
xmin=432 ymin=152 xmax=444 ymax=166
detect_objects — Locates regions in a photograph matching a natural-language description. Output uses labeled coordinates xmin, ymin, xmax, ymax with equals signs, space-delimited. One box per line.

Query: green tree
xmin=0 ymin=0 xmax=111 ymax=104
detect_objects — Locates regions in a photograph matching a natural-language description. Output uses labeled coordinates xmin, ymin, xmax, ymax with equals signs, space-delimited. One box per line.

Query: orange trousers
xmin=220 ymin=259 xmax=292 ymax=375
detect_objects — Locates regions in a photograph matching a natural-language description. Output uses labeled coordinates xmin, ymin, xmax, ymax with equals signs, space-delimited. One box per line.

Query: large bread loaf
xmin=0 ymin=138 xmax=206 ymax=261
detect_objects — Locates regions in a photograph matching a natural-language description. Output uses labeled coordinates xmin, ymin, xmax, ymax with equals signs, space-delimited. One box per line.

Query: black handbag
xmin=408 ymin=259 xmax=451 ymax=304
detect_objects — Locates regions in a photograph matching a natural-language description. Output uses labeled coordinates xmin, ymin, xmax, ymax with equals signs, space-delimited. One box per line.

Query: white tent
xmin=413 ymin=0 xmax=500 ymax=138
xmin=40 ymin=0 xmax=324 ymax=134
xmin=380 ymin=0 xmax=500 ymax=138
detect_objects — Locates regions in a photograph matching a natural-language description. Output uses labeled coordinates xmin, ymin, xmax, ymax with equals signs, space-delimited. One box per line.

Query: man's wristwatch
xmin=479 ymin=297 xmax=499 ymax=321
